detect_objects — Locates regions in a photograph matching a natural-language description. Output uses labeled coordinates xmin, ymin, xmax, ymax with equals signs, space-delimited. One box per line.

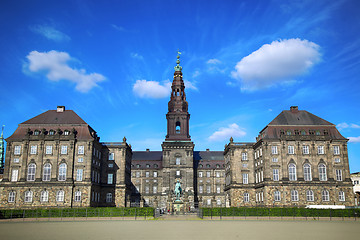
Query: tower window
xmin=176 ymin=121 xmax=181 ymax=133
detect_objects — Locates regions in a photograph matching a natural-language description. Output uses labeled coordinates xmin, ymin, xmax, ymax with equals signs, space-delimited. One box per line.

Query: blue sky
xmin=0 ymin=0 xmax=359 ymax=172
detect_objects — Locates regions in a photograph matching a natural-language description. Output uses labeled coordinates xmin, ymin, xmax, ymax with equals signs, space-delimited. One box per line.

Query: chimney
xmin=146 ymin=149 xmax=150 ymax=152
xmin=57 ymin=106 xmax=65 ymax=112
xmin=206 ymin=149 xmax=210 ymax=152
xmin=290 ymin=106 xmax=299 ymax=113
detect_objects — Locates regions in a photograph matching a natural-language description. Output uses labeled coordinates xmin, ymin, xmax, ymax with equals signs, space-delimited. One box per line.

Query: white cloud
xmin=337 ymin=122 xmax=360 ymax=130
xmin=231 ymin=38 xmax=321 ymax=91
xmin=348 ymin=136 xmax=360 ymax=143
xmin=111 ymin=24 xmax=125 ymax=32
xmin=131 ymin=52 xmax=144 ymax=60
xmin=30 ymin=25 xmax=70 ymax=42
xmin=26 ymin=50 xmax=105 ymax=92
xmin=208 ymin=123 xmax=246 ymax=142
xmin=184 ymin=80 xmax=198 ymax=91
xmin=207 ymin=58 xmax=221 ymax=64
xmin=192 ymin=70 xmax=201 ymax=78
xmin=133 ymin=80 xmax=171 ymax=99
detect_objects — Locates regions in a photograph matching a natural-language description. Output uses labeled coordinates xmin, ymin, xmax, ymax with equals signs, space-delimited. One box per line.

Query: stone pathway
xmin=157 ymin=213 xmax=201 ymax=220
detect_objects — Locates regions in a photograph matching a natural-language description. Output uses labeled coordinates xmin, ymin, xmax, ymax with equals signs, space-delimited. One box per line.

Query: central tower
xmin=161 ymin=52 xmax=195 ymax=210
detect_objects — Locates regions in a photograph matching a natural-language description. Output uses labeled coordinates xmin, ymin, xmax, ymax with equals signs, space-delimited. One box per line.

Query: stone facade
xmin=350 ymin=172 xmax=360 ymax=206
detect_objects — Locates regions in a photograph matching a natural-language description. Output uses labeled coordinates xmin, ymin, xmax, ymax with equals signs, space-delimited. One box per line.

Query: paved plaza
xmin=0 ymin=219 xmax=359 ymax=240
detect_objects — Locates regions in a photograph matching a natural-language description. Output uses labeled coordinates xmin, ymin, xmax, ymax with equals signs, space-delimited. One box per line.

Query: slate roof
xmin=268 ymin=110 xmax=334 ymax=126
xmin=21 ymin=110 xmax=87 ymax=125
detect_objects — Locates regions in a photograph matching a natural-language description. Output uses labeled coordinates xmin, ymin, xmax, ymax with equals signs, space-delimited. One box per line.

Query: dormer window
xmin=146 ymin=164 xmax=150 ymax=168
xmin=64 ymin=130 xmax=70 ymax=136
xmin=316 ymin=130 xmax=321 ymax=135
xmin=136 ymin=164 xmax=140 ymax=168
xmin=301 ymin=130 xmax=306 ymax=135
xmin=49 ymin=130 xmax=55 ymax=135
xmin=34 ymin=130 xmax=40 ymax=135
xmin=286 ymin=130 xmax=292 ymax=135
xmin=294 ymin=130 xmax=299 ymax=135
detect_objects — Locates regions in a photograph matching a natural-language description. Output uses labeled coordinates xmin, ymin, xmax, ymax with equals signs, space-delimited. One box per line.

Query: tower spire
xmin=0 ymin=125 xmax=4 ymax=171
xmin=165 ymin=51 xmax=191 ymax=141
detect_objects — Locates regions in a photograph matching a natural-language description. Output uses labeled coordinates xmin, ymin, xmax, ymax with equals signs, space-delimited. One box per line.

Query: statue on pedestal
xmin=174 ymin=180 xmax=182 ymax=201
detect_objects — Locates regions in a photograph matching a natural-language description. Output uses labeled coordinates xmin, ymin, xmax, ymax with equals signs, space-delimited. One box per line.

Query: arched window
xmin=176 ymin=121 xmax=181 ymax=133
xmin=43 ymin=163 xmax=51 ymax=181
xmin=291 ymin=190 xmax=299 ymax=201
xmin=318 ymin=163 xmax=327 ymax=181
xmin=24 ymin=191 xmax=33 ymax=202
xmin=106 ymin=193 xmax=112 ymax=203
xmin=322 ymin=190 xmax=329 ymax=201
xmin=306 ymin=190 xmax=314 ymax=201
xmin=199 ymin=164 xmax=203 ymax=168
xmin=288 ymin=163 xmax=297 ymax=181
xmin=56 ymin=190 xmax=64 ymax=202
xmin=303 ymin=163 xmax=312 ymax=181
xmin=27 ymin=163 xmax=36 ymax=181
xmin=34 ymin=130 xmax=40 ymax=135
xmin=8 ymin=191 xmax=16 ymax=203
xmin=274 ymin=191 xmax=281 ymax=201
xmin=58 ymin=163 xmax=67 ymax=181
xmin=243 ymin=192 xmax=249 ymax=202
xmin=40 ymin=190 xmax=49 ymax=202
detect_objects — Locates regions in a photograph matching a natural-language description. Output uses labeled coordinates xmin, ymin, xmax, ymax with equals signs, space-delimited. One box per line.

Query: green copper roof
xmin=174 ymin=50 xmax=182 ymax=71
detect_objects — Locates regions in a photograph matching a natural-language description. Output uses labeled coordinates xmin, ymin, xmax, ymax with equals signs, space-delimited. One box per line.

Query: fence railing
xmin=0 ymin=207 xmax=154 ymax=220
xmin=201 ymin=207 xmax=360 ymax=221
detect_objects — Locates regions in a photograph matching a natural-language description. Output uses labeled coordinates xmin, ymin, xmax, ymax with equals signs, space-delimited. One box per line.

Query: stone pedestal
xmin=173 ymin=200 xmax=184 ymax=212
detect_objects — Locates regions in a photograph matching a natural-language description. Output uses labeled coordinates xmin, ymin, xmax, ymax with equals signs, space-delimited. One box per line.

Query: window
xmin=339 ymin=191 xmax=345 ymax=202
xmin=27 ymin=163 xmax=36 ymax=181
xmin=153 ymin=186 xmax=157 ymax=194
xmin=216 ymin=172 xmax=220 ymax=178
xmin=43 ymin=163 xmax=51 ymax=181
xmin=75 ymin=191 xmax=81 ymax=202
xmin=40 ymin=191 xmax=49 ymax=202
xmin=145 ymin=171 xmax=150 ymax=177
xmin=11 ymin=169 xmax=18 ymax=182
xmin=206 ymin=164 xmax=211 ymax=168
xmin=207 ymin=199 xmax=211 ymax=206
xmin=217 ymin=199 xmax=221 ymax=206
xmin=14 ymin=145 xmax=21 ymax=155
xmin=34 ymin=130 xmax=40 ymax=135
xmin=58 ymin=163 xmax=67 ymax=181
xmin=25 ymin=191 xmax=33 ymax=203
xmin=318 ymin=164 xmax=327 ymax=181
xmin=78 ymin=145 xmax=84 ymax=155
xmin=154 ymin=164 xmax=158 ymax=168
xmin=61 ymin=145 xmax=68 ymax=155
xmin=76 ymin=169 xmax=83 ymax=181
xmin=176 ymin=158 xmax=181 ymax=165
xmin=322 ymin=190 xmax=329 ymax=201
xmin=49 ymin=130 xmax=55 ymax=135
xmin=13 ymin=158 xmax=20 ymax=163
xmin=78 ymin=157 xmax=83 ymax=163
xmin=271 ymin=146 xmax=278 ymax=154
xmin=318 ymin=146 xmax=324 ymax=155
xmin=288 ymin=145 xmax=294 ymax=154
xmin=302 ymin=145 xmax=309 ymax=154
xmin=301 ymin=130 xmax=306 ymax=135
xmin=335 ymin=158 xmax=340 ymax=163
xmin=199 ymin=171 xmax=203 ymax=178
xmin=199 ymin=185 xmax=203 ymax=194
xmin=306 ymin=190 xmax=314 ymax=201
xmin=274 ymin=191 xmax=281 ymax=201
xmin=136 ymin=164 xmax=140 ymax=168
xmin=288 ymin=163 xmax=297 ymax=181
xmin=286 ymin=130 xmax=292 ymax=135
xmin=242 ymin=152 xmax=248 ymax=160
xmin=145 ymin=186 xmax=150 ymax=194
xmin=107 ymin=173 xmax=113 ymax=184
xmin=64 ymin=130 xmax=70 ymax=136
xmin=207 ymin=185 xmax=211 ymax=193
xmin=216 ymin=185 xmax=221 ymax=193
xmin=303 ymin=164 xmax=312 ymax=181
xmin=206 ymin=171 xmax=211 ymax=178
xmin=242 ymin=163 xmax=248 ymax=168
xmin=136 ymin=171 xmax=140 ymax=178
xmin=46 ymin=146 xmax=53 ymax=155
xmin=336 ymin=169 xmax=342 ymax=181
xmin=244 ymin=192 xmax=249 ymax=202
xmin=333 ymin=146 xmax=340 ymax=155
xmin=153 ymin=171 xmax=158 ymax=177
xmin=272 ymin=158 xmax=278 ymax=163
xmin=106 ymin=193 xmax=112 ymax=203
xmin=108 ymin=152 xmax=114 ymax=160
xmin=242 ymin=173 xmax=248 ymax=184
xmin=146 ymin=164 xmax=150 ymax=168
xmin=30 ymin=145 xmax=37 ymax=155
xmin=8 ymin=191 xmax=16 ymax=203
xmin=273 ymin=169 xmax=279 ymax=181
xmin=199 ymin=164 xmax=203 ymax=168
xmin=56 ymin=190 xmax=64 ymax=202
xmin=291 ymin=190 xmax=299 ymax=201
xmin=176 ymin=170 xmax=180 ymax=176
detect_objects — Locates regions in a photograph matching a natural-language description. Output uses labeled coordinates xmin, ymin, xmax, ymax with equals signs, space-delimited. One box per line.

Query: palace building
xmin=0 ymin=54 xmax=355 ymax=209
